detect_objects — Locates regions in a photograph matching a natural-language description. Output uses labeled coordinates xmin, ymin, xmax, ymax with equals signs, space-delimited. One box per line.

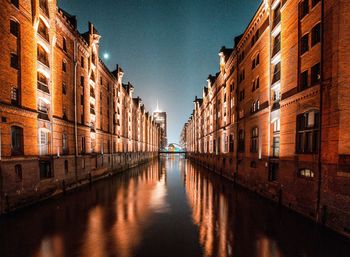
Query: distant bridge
xmin=159 ymin=143 xmax=186 ymax=154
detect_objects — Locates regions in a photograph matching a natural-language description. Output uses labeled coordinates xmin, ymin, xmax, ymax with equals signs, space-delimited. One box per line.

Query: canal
xmin=0 ymin=155 xmax=349 ymax=257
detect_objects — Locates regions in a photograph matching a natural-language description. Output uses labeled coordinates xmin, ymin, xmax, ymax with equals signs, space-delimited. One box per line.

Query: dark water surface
xmin=1 ymin=155 xmax=349 ymax=257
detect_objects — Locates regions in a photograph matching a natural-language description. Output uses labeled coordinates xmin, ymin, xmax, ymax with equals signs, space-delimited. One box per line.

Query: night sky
xmin=58 ymin=0 xmax=261 ymax=144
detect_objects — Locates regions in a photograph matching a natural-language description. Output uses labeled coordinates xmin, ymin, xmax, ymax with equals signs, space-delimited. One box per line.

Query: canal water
xmin=1 ymin=155 xmax=349 ymax=257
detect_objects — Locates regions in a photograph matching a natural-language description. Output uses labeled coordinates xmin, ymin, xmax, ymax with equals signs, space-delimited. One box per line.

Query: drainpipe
xmin=316 ymin=0 xmax=325 ymax=223
xmin=74 ymin=40 xmax=78 ymax=181
xmin=235 ymin=50 xmax=239 ymax=184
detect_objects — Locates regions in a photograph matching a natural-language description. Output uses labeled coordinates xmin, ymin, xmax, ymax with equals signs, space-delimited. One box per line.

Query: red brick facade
xmin=182 ymin=0 xmax=350 ymax=237
xmin=0 ymin=0 xmax=160 ymax=213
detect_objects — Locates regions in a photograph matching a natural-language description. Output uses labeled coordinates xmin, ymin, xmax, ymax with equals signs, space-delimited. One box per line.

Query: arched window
xmin=296 ymin=110 xmax=319 ymax=153
xmin=15 ymin=164 xmax=22 ymax=182
xmin=251 ymin=127 xmax=259 ymax=153
xmin=38 ymin=19 xmax=49 ymax=41
xmin=11 ymin=126 xmax=23 ymax=156
xmin=10 ymin=19 xmax=19 ymax=37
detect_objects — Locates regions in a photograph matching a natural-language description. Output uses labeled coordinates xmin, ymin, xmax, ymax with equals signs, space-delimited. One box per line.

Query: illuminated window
xmin=298 ymin=168 xmax=314 ymax=178
xmin=11 ymin=86 xmax=19 ymax=106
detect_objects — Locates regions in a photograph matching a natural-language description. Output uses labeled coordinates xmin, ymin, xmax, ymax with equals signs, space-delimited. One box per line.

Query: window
xmin=15 ymin=164 xmax=22 ymax=182
xmin=81 ymin=56 xmax=84 ymax=68
xmin=252 ymin=54 xmax=259 ymax=69
xmin=311 ymin=63 xmax=321 ymax=85
xmin=251 ymin=100 xmax=260 ymax=113
xmin=239 ymin=90 xmax=245 ymax=102
xmin=11 ymin=126 xmax=23 ymax=156
xmin=301 ymin=33 xmax=309 ymax=55
xmin=272 ymin=136 xmax=280 ymax=157
xmin=62 ymin=133 xmax=68 ymax=154
xmin=62 ymin=61 xmax=67 ymax=72
xmin=272 ymin=62 xmax=281 ymax=84
xmin=300 ymin=70 xmax=309 ymax=90
xmin=251 ymin=127 xmax=259 ymax=153
xmin=298 ymin=168 xmax=315 ymax=178
xmin=296 ymin=110 xmax=319 ymax=153
xmin=239 ymin=70 xmax=245 ymax=83
xmin=37 ymin=45 xmax=49 ymax=67
xmin=10 ymin=20 xmax=19 ymax=37
xmin=39 ymin=130 xmax=49 ymax=155
xmin=62 ymin=37 xmax=67 ymax=52
xmin=11 ymin=0 xmax=19 ymax=8
xmin=238 ymin=130 xmax=245 ymax=152
xmin=10 ymin=53 xmax=19 ymax=69
xmin=38 ymin=20 xmax=49 ymax=41
xmin=311 ymin=23 xmax=321 ymax=46
xmin=64 ymin=160 xmax=69 ymax=174
xmin=39 ymin=161 xmax=52 ymax=179
xmin=252 ymin=77 xmax=260 ymax=92
xmin=300 ymin=0 xmax=309 ymax=19
xmin=273 ymin=3 xmax=281 ymax=28
xmin=229 ymin=134 xmax=234 ymax=153
xmin=80 ymin=76 xmax=84 ymax=87
xmin=273 ymin=119 xmax=280 ymax=132
xmin=62 ymin=83 xmax=67 ymax=95
xmin=272 ymin=33 xmax=281 ymax=57
xmin=11 ymin=86 xmax=19 ymax=105
xmin=312 ymin=0 xmax=321 ymax=7
xmin=39 ymin=0 xmax=49 ymax=17
xmin=81 ymin=136 xmax=86 ymax=154
xmin=268 ymin=163 xmax=279 ymax=181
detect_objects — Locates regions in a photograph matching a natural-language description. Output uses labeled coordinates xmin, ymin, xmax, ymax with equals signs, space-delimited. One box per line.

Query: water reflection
xmin=183 ymin=160 xmax=350 ymax=257
xmin=0 ymin=156 xmax=349 ymax=257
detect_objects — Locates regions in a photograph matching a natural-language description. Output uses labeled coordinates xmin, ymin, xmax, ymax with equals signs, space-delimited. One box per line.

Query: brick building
xmin=183 ymin=0 xmax=350 ymax=237
xmin=0 ymin=0 xmax=160 ymax=213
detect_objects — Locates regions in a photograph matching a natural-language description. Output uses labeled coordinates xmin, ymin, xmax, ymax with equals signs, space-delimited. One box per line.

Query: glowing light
xmin=103 ymin=53 xmax=109 ymax=59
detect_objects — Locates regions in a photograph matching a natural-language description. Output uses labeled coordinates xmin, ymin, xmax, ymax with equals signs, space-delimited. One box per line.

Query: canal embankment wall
xmin=0 ymin=152 xmax=158 ymax=214
xmin=186 ymin=152 xmax=350 ymax=239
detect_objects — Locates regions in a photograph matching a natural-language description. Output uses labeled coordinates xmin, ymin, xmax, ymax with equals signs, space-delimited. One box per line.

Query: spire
xmin=155 ymin=98 xmax=161 ymax=113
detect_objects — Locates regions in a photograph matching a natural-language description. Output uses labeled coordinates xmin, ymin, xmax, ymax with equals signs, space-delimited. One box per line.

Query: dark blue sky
xmin=58 ymin=0 xmax=261 ymax=144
